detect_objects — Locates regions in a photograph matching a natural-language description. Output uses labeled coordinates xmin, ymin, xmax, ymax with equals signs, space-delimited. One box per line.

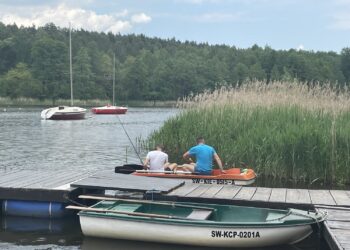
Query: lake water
xmin=0 ymin=107 xmax=328 ymax=249
xmin=0 ymin=107 xmax=176 ymax=172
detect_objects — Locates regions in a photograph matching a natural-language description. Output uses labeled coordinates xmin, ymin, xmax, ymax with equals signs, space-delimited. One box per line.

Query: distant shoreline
xmin=0 ymin=97 xmax=177 ymax=108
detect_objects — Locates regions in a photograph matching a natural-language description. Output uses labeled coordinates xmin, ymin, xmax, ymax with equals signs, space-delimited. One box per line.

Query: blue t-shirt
xmin=188 ymin=144 xmax=216 ymax=173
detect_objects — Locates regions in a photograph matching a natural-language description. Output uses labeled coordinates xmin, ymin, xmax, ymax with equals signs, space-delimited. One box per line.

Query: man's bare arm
xmin=214 ymin=153 xmax=224 ymax=171
xmin=183 ymin=151 xmax=190 ymax=160
xmin=143 ymin=158 xmax=150 ymax=169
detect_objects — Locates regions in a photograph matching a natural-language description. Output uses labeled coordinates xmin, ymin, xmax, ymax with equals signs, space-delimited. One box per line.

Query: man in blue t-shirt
xmin=182 ymin=137 xmax=224 ymax=175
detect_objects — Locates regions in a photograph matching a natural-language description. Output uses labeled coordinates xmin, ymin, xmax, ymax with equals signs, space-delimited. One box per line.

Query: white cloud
xmin=296 ymin=44 xmax=304 ymax=51
xmin=0 ymin=4 xmax=150 ymax=33
xmin=131 ymin=13 xmax=152 ymax=24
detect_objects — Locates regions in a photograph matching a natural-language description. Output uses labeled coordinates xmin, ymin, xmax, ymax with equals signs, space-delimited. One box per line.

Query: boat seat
xmin=187 ymin=209 xmax=213 ymax=220
xmin=111 ymin=204 xmax=142 ymax=213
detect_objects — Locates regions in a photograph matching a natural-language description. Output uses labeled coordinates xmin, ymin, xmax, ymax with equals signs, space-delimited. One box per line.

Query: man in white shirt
xmin=143 ymin=144 xmax=169 ymax=171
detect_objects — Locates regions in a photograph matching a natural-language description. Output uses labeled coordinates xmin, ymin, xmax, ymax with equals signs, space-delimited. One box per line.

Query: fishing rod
xmin=116 ymin=115 xmax=144 ymax=165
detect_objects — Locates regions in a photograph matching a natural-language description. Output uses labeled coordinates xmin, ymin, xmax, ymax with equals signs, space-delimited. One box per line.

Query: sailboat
xmin=91 ymin=54 xmax=128 ymax=115
xmin=41 ymin=25 xmax=86 ymax=120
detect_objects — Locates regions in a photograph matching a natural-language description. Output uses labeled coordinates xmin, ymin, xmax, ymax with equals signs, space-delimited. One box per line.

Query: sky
xmin=0 ymin=0 xmax=349 ymax=52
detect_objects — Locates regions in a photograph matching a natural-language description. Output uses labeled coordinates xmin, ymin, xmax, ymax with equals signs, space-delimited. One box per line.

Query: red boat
xmin=91 ymin=105 xmax=128 ymax=115
xmin=92 ymin=55 xmax=128 ymax=115
xmin=115 ymin=164 xmax=256 ymax=186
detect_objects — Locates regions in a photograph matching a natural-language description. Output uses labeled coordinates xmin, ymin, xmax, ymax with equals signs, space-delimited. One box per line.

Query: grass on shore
xmin=149 ymin=81 xmax=350 ymax=187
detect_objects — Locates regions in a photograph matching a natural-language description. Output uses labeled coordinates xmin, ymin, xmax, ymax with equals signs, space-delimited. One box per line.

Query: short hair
xmin=155 ymin=144 xmax=164 ymax=151
xmin=196 ymin=137 xmax=205 ymax=144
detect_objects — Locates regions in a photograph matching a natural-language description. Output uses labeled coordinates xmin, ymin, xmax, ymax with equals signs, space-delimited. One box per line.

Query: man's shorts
xmin=194 ymin=166 xmax=212 ymax=175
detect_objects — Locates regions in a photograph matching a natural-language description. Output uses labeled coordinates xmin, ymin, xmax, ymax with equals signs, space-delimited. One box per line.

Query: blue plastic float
xmin=2 ymin=200 xmax=66 ymax=218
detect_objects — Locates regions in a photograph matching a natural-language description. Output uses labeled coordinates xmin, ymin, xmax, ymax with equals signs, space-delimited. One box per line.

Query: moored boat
xmin=91 ymin=54 xmax=127 ymax=115
xmin=40 ymin=24 xmax=86 ymax=121
xmin=115 ymin=164 xmax=256 ymax=186
xmin=91 ymin=105 xmax=127 ymax=115
xmin=41 ymin=106 xmax=86 ymax=120
xmin=70 ymin=199 xmax=326 ymax=248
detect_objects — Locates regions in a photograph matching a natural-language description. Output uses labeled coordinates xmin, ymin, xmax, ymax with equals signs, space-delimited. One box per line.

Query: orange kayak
xmin=132 ymin=168 xmax=256 ymax=186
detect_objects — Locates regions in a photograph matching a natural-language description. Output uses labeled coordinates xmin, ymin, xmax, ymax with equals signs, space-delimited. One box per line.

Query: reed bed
xmin=149 ymin=81 xmax=350 ymax=187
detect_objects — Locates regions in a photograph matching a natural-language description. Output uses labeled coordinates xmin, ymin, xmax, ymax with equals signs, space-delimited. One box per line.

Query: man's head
xmin=196 ymin=137 xmax=205 ymax=144
xmin=155 ymin=144 xmax=164 ymax=151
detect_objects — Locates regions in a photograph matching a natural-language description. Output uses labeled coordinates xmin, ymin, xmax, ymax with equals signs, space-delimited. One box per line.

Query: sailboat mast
xmin=69 ymin=23 xmax=73 ymax=106
xmin=113 ymin=54 xmax=115 ymax=106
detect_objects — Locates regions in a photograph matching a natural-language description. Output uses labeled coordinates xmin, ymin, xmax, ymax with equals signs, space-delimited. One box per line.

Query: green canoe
xmin=75 ymin=199 xmax=326 ymax=248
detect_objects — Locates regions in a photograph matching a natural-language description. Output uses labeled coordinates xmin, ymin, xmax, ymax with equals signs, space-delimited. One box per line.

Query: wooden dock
xmin=159 ymin=183 xmax=350 ymax=250
xmin=316 ymin=206 xmax=350 ymax=250
xmin=0 ymin=169 xmax=94 ymax=202
xmin=163 ymin=183 xmax=349 ymax=207
xmin=0 ymin=169 xmax=349 ymax=250
xmin=71 ymin=171 xmax=184 ymax=193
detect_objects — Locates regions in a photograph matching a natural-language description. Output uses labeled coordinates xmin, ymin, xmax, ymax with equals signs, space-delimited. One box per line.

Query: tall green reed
xmin=149 ymin=81 xmax=350 ymax=187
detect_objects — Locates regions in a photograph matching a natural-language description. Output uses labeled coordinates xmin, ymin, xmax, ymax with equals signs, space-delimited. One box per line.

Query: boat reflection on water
xmin=82 ymin=234 xmax=326 ymax=250
xmin=0 ymin=215 xmax=82 ymax=247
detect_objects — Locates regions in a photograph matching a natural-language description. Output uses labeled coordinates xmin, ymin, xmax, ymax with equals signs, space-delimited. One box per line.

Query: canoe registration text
xmin=211 ymin=230 xmax=260 ymax=238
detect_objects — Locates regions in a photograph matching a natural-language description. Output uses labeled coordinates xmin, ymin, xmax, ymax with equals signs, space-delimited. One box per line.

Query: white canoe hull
xmin=80 ymin=215 xmax=312 ymax=248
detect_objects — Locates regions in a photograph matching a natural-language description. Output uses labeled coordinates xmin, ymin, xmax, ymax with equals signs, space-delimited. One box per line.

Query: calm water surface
xmin=0 ymin=107 xmax=176 ymax=172
xmin=0 ymin=107 xmax=328 ymax=249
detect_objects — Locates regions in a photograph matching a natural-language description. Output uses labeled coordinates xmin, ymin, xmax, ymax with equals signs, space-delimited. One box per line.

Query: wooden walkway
xmin=72 ymin=171 xmax=184 ymax=193
xmin=316 ymin=206 xmax=350 ymax=250
xmin=162 ymin=183 xmax=350 ymax=250
xmin=0 ymin=169 xmax=348 ymax=249
xmin=0 ymin=169 xmax=94 ymax=202
xmin=165 ymin=184 xmax=350 ymax=207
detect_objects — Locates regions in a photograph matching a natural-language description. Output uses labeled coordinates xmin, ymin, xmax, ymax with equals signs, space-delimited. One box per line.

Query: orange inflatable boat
xmin=114 ymin=165 xmax=256 ymax=186
xmin=133 ymin=168 xmax=256 ymax=186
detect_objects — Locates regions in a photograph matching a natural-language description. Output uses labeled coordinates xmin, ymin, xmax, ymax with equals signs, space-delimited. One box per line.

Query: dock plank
xmin=251 ymin=187 xmax=272 ymax=202
xmin=330 ymin=190 xmax=350 ymax=206
xmin=200 ymin=185 xmax=224 ymax=198
xmin=309 ymin=190 xmax=336 ymax=205
xmin=286 ymin=189 xmax=311 ymax=204
xmin=234 ymin=187 xmax=257 ymax=200
xmin=269 ymin=188 xmax=286 ymax=203
xmin=6 ymin=170 xmax=68 ymax=188
xmin=213 ymin=185 xmax=242 ymax=200
xmin=0 ymin=170 xmax=22 ymax=178
xmin=326 ymin=211 xmax=350 ymax=222
xmin=48 ymin=172 xmax=93 ymax=189
xmin=327 ymin=221 xmax=350 ymax=230
xmin=30 ymin=171 xmax=93 ymax=189
xmin=186 ymin=185 xmax=211 ymax=197
xmin=168 ymin=183 xmax=199 ymax=197
xmin=72 ymin=172 xmax=184 ymax=193
xmin=0 ymin=170 xmax=39 ymax=185
xmin=0 ymin=169 xmax=86 ymax=202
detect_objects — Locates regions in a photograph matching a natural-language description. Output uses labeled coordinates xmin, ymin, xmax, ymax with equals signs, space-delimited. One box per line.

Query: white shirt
xmin=146 ymin=150 xmax=168 ymax=170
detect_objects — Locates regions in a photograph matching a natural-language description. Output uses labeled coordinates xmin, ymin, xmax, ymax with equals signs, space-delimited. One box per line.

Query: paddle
xmin=66 ymin=205 xmax=199 ymax=221
xmin=78 ymin=195 xmax=215 ymax=211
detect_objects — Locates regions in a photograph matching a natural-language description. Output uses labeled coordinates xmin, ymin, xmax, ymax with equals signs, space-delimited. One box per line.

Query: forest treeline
xmin=1 ymin=22 xmax=350 ymax=103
